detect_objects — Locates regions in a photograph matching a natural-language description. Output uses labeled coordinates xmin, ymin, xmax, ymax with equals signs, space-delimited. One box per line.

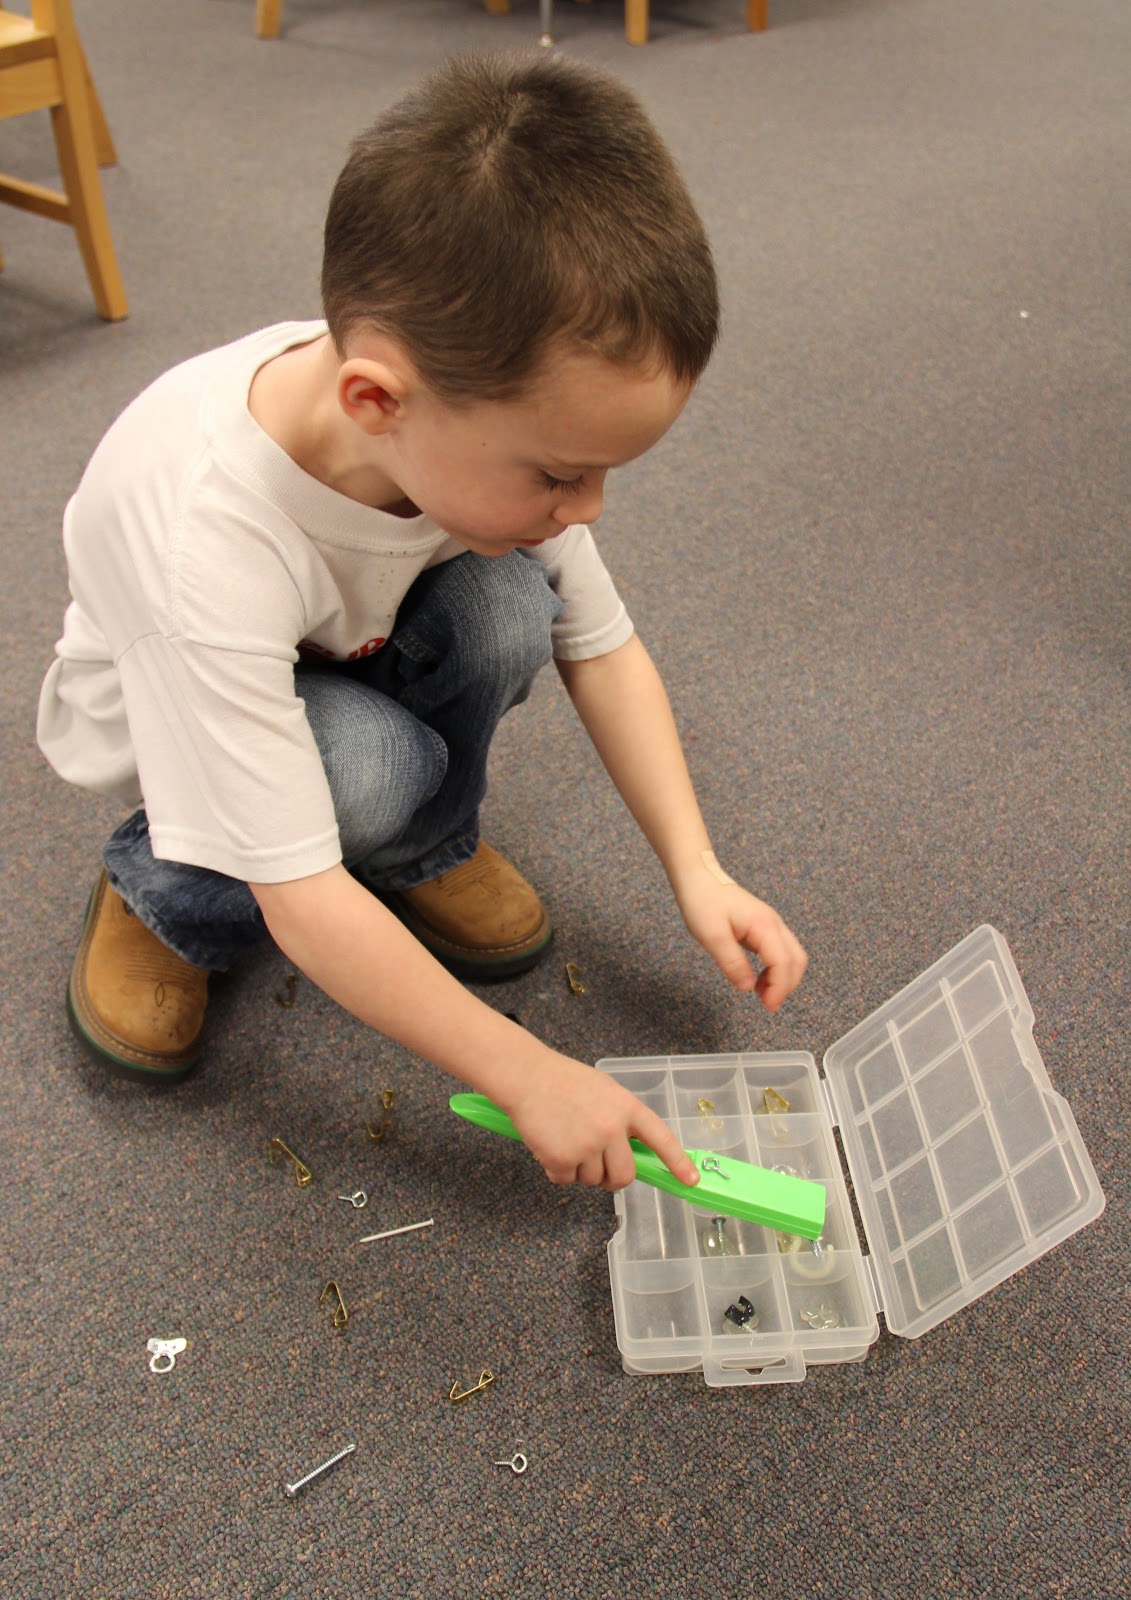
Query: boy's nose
xmin=558 ymin=476 xmax=604 ymax=527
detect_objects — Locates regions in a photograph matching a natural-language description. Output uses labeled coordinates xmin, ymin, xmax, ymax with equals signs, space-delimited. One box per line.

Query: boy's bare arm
xmin=556 ymin=634 xmax=808 ymax=1010
xmin=249 ymin=864 xmax=699 ymax=1192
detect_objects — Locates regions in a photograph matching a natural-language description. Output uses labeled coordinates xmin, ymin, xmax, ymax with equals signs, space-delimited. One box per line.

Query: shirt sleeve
xmin=118 ymin=633 xmax=342 ymax=882
xmin=527 ymin=525 xmax=634 ymax=661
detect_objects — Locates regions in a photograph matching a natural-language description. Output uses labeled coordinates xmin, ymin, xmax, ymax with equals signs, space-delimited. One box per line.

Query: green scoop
xmin=449 ymin=1093 xmax=826 ymax=1238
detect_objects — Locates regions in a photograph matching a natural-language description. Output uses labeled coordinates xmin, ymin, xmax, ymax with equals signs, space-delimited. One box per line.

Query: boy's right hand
xmin=501 ymin=1053 xmax=699 ymax=1194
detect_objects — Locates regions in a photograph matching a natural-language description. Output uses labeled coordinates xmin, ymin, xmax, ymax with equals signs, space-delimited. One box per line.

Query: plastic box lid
xmin=822 ymin=924 xmax=1105 ymax=1337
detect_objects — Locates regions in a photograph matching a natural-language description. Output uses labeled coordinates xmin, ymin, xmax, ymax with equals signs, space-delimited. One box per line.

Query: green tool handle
xmin=449 ymin=1092 xmax=826 ymax=1238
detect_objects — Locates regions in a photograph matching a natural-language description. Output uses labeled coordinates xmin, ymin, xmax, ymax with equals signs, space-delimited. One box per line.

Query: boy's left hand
xmin=675 ymin=856 xmax=808 ymax=1011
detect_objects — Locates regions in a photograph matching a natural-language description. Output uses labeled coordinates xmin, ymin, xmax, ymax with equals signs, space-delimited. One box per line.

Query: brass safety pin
xmin=268 ymin=1137 xmax=313 ymax=1187
xmin=364 ymin=1088 xmax=395 ymax=1144
xmin=449 ymin=1368 xmax=495 ymax=1403
xmin=319 ymin=1280 xmax=349 ymax=1330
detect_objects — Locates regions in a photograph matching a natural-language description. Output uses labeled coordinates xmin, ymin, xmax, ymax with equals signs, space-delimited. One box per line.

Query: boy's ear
xmin=337 ymin=356 xmax=412 ymax=435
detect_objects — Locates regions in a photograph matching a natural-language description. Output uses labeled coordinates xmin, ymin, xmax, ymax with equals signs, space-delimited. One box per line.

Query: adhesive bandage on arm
xmin=700 ymin=850 xmax=736 ymax=886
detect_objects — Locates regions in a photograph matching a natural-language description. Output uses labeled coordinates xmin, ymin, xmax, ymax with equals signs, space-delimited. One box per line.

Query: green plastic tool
xmin=449 ymin=1093 xmax=826 ymax=1238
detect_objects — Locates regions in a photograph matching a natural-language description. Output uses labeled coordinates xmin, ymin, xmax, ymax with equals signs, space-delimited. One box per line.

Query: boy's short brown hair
xmin=321 ymin=52 xmax=718 ymax=403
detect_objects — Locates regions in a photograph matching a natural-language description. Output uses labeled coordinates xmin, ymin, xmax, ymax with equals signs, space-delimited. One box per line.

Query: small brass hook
xmin=364 ymin=1088 xmax=395 ymax=1144
xmin=449 ymin=1368 xmax=495 ymax=1403
xmin=276 ymin=972 xmax=299 ymax=1008
xmin=268 ymin=1137 xmax=313 ymax=1187
xmin=319 ymin=1280 xmax=349 ymax=1330
xmin=565 ymin=962 xmax=586 ymax=996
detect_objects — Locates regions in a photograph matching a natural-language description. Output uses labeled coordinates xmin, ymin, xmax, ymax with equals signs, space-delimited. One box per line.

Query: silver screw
xmin=283 ymin=1442 xmax=357 ymax=1499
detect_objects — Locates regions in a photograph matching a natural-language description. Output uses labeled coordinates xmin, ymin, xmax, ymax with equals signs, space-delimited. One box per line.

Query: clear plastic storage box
xmin=604 ymin=926 xmax=1105 ymax=1387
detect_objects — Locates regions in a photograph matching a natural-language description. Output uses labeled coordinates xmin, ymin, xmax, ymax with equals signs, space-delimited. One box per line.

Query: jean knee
xmin=435 ymin=552 xmax=561 ymax=686
xmin=297 ymin=671 xmax=446 ymax=865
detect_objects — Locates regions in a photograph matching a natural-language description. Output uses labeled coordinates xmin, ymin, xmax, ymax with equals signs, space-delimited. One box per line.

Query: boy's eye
xmin=539 ymin=470 xmax=585 ymax=494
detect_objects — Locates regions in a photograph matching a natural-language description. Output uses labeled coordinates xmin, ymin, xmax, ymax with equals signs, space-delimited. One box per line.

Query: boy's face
xmin=371 ymin=347 xmax=692 ymax=554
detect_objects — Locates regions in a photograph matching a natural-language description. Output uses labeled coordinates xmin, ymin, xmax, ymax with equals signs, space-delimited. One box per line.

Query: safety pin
xmin=364 ymin=1088 xmax=395 ymax=1144
xmin=700 ymin=1155 xmax=730 ymax=1180
xmin=565 ymin=962 xmax=586 ymax=996
xmin=268 ymin=1138 xmax=313 ymax=1187
xmin=319 ymin=1281 xmax=349 ymax=1330
xmin=697 ymin=1097 xmax=724 ymax=1132
xmin=449 ymin=1368 xmax=495 ymax=1403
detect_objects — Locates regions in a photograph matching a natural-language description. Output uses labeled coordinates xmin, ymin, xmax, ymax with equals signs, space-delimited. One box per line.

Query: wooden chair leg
xmin=256 ymin=0 xmax=283 ymax=38
xmin=79 ymin=43 xmax=117 ymax=167
xmin=748 ymin=0 xmax=768 ymax=30
xmin=49 ymin=20 xmax=127 ymax=318
xmin=625 ymin=0 xmax=648 ymax=45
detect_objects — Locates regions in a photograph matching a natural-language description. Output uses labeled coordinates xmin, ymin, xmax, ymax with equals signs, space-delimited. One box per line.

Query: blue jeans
xmin=103 ymin=552 xmax=561 ymax=969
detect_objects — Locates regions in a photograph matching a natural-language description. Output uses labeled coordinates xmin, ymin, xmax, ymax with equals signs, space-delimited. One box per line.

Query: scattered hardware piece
xmin=493 ymin=1452 xmax=527 ymax=1475
xmin=319 ymin=1280 xmax=349 ymax=1330
xmin=364 ymin=1088 xmax=395 ymax=1145
xmin=697 ymin=1097 xmax=724 ymax=1132
xmin=146 ymin=1336 xmax=186 ymax=1374
xmin=268 ymin=1137 xmax=313 ymax=1187
xmin=700 ymin=1155 xmax=729 ymax=1179
xmin=791 ymin=1237 xmax=837 ymax=1281
xmin=800 ymin=1303 xmax=840 ymax=1331
xmin=357 ymin=1217 xmax=434 ymax=1243
xmin=763 ymin=1087 xmax=791 ymax=1116
xmin=724 ymin=1297 xmax=759 ymax=1330
xmin=283 ymin=1442 xmax=357 ymax=1499
xmin=565 ymin=961 xmax=586 ymax=996
xmin=772 ymin=1163 xmax=802 ymax=1181
xmin=337 ymin=1190 xmax=368 ymax=1210
xmin=450 ymin=1368 xmax=496 ymax=1403
xmin=275 ymin=972 xmax=299 ymax=1009
xmin=776 ymin=1232 xmax=804 ymax=1255
xmin=701 ymin=1216 xmax=736 ymax=1257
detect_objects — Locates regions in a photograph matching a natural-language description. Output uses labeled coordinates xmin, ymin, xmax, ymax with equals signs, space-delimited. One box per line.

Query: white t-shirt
xmin=37 ymin=322 xmax=633 ymax=883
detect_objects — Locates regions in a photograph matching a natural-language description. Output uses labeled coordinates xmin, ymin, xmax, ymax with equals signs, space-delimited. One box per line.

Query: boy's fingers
xmin=744 ymin=925 xmax=808 ymax=1011
xmin=631 ymin=1107 xmax=699 ymax=1187
xmin=602 ymin=1142 xmax=639 ymax=1192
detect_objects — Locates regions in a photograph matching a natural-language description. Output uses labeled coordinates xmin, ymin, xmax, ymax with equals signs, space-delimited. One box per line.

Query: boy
xmin=37 ymin=52 xmax=807 ymax=1194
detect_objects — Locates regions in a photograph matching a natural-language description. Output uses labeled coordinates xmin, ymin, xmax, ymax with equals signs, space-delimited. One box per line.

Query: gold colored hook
xmin=565 ymin=962 xmax=586 ymax=996
xmin=449 ymin=1367 xmax=495 ymax=1403
xmin=267 ymin=1137 xmax=313 ymax=1188
xmin=319 ymin=1280 xmax=349 ymax=1330
xmin=364 ymin=1088 xmax=395 ymax=1144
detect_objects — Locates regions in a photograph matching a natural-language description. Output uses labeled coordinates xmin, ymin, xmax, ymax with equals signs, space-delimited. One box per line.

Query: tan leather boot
xmin=382 ymin=840 xmax=552 ymax=980
xmin=67 ymin=870 xmax=208 ymax=1082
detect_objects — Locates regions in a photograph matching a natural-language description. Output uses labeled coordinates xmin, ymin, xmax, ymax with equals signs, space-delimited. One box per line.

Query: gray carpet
xmin=2 ymin=2 xmax=1128 ymax=1596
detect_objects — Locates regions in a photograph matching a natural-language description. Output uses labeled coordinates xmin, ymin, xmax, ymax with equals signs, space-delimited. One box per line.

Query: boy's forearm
xmin=555 ymin=634 xmax=713 ymax=890
xmin=249 ymin=865 xmax=551 ymax=1107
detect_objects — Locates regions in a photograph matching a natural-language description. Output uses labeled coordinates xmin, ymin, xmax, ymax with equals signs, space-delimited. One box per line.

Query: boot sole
xmin=380 ymin=893 xmax=554 ymax=983
xmin=67 ymin=874 xmax=202 ymax=1085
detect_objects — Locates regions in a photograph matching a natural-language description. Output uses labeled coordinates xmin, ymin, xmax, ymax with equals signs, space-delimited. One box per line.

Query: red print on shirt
xmin=297 ymin=637 xmax=387 ymax=662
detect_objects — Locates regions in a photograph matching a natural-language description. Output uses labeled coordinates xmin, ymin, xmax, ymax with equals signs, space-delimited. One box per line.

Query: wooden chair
xmin=0 ymin=0 xmax=126 ymax=318
xmin=485 ymin=0 xmax=769 ymax=46
xmin=255 ymin=2 xmax=768 ymax=45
